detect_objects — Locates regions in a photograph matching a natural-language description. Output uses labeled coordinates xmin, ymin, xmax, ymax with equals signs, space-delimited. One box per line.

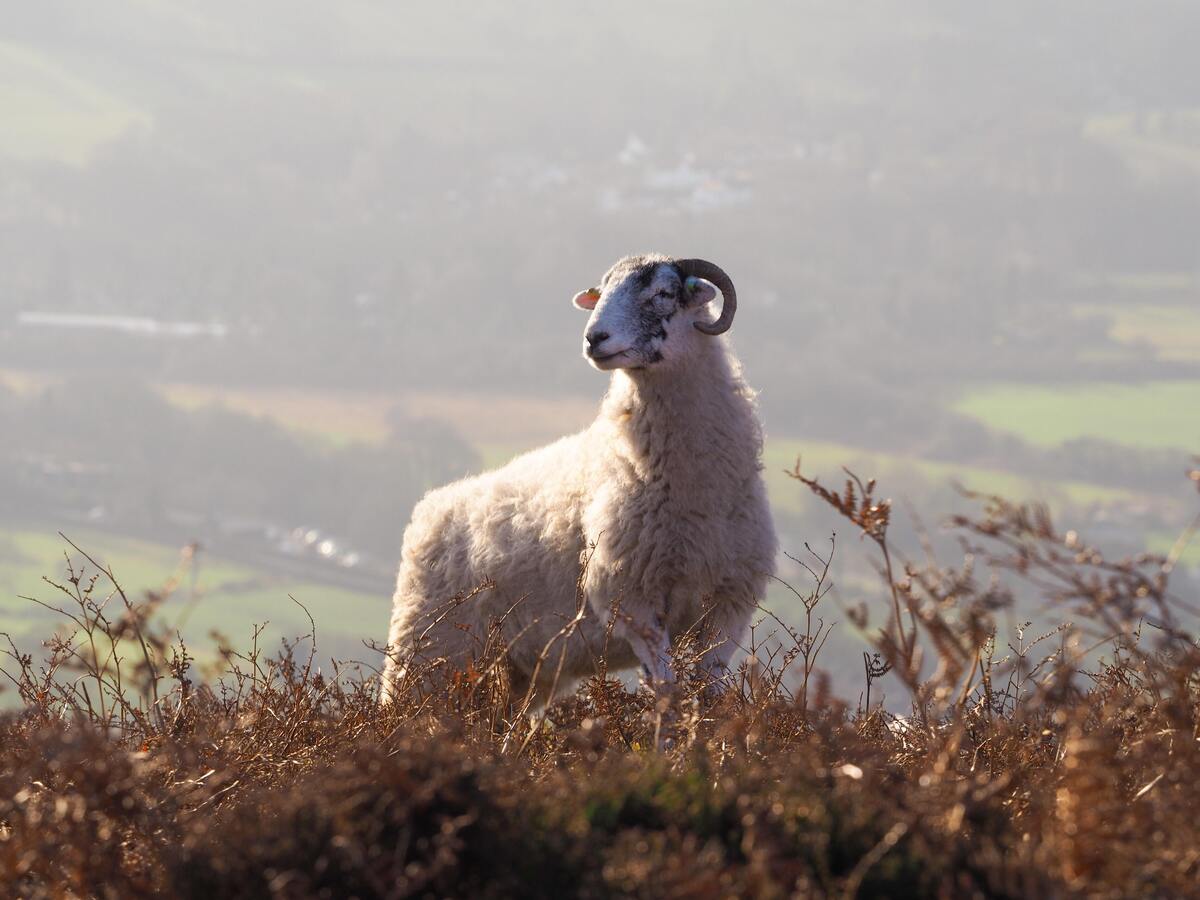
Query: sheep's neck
xmin=601 ymin=344 xmax=760 ymax=484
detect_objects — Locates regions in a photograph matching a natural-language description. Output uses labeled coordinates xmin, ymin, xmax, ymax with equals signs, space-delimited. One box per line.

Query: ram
xmin=381 ymin=254 xmax=776 ymax=702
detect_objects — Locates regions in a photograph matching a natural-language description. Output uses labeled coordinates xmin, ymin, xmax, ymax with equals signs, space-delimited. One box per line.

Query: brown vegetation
xmin=1 ymin=463 xmax=1197 ymax=898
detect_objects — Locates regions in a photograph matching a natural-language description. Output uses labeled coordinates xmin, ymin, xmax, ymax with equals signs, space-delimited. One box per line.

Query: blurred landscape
xmin=2 ymin=1 xmax=1199 ymax=691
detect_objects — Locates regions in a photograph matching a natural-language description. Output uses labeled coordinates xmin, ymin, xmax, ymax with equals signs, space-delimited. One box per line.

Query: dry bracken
xmin=0 ymin=465 xmax=1196 ymax=898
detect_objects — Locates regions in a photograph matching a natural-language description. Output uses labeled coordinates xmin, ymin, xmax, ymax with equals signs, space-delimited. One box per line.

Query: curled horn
xmin=673 ymin=258 xmax=737 ymax=335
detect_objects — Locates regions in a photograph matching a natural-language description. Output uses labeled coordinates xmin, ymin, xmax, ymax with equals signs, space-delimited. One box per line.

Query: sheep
xmin=381 ymin=254 xmax=777 ymax=703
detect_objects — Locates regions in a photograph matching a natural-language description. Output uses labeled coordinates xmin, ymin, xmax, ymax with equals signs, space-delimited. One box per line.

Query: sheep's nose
xmin=586 ymin=330 xmax=610 ymax=349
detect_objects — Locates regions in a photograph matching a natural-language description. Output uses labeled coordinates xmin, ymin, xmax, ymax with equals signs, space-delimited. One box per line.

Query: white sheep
xmin=381 ymin=254 xmax=776 ymax=702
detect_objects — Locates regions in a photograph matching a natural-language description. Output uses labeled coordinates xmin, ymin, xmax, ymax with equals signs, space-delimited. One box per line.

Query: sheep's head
xmin=572 ymin=254 xmax=737 ymax=372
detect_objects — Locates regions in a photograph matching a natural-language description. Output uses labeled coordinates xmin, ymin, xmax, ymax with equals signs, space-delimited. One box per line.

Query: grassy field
xmin=953 ymin=379 xmax=1200 ymax=451
xmin=761 ymin=439 xmax=1137 ymax=510
xmin=0 ymin=527 xmax=385 ymax=661
xmin=161 ymin=383 xmax=399 ymax=447
xmin=1070 ymin=271 xmax=1198 ymax=294
xmin=1075 ymin=301 xmax=1200 ymax=363
xmin=1084 ymin=108 xmax=1200 ymax=180
xmin=0 ymin=40 xmax=149 ymax=165
xmin=1146 ymin=528 xmax=1200 ymax=567
xmin=161 ymin=382 xmax=597 ymax=449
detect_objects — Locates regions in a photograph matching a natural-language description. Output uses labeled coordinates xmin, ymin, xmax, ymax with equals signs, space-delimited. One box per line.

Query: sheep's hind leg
xmin=698 ymin=637 xmax=736 ymax=694
xmin=696 ymin=597 xmax=754 ymax=698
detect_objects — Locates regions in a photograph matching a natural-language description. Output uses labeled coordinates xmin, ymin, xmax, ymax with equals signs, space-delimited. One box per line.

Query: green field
xmin=1075 ymin=302 xmax=1200 ymax=363
xmin=761 ymin=439 xmax=1138 ymax=513
xmin=0 ymin=528 xmax=386 ymax=662
xmin=1147 ymin=528 xmax=1200 ymax=567
xmin=0 ymin=41 xmax=149 ymax=165
xmin=953 ymin=380 xmax=1200 ymax=451
xmin=1084 ymin=109 xmax=1200 ymax=180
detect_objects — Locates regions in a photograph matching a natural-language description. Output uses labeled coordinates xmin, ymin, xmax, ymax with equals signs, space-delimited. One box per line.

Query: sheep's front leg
xmin=621 ymin=613 xmax=679 ymax=752
xmin=621 ymin=614 xmax=675 ymax=689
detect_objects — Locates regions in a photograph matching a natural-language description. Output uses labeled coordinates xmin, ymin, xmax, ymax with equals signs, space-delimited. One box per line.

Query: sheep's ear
xmin=572 ymin=288 xmax=600 ymax=311
xmin=684 ymin=276 xmax=717 ymax=306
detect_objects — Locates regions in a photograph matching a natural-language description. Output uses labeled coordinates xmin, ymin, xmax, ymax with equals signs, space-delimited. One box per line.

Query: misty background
xmin=2 ymin=2 xmax=1198 ymax=694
